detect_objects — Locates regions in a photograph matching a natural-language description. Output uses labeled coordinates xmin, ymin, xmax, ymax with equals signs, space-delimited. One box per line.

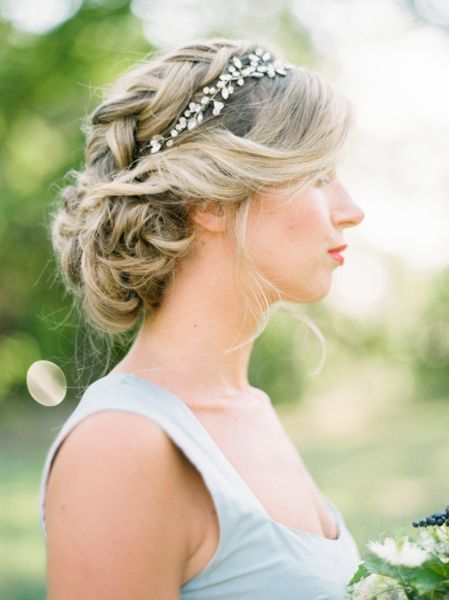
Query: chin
xmin=281 ymin=278 xmax=332 ymax=304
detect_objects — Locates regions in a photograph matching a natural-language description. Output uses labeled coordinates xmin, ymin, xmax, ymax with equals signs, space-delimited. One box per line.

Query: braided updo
xmin=49 ymin=37 xmax=354 ymax=339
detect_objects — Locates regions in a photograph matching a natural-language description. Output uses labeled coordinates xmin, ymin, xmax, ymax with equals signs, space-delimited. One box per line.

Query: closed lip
xmin=328 ymin=244 xmax=347 ymax=253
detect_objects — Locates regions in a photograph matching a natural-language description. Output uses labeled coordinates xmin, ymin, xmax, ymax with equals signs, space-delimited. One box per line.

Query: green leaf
xmin=348 ymin=562 xmax=370 ymax=586
xmin=364 ymin=554 xmax=409 ymax=580
xmin=426 ymin=557 xmax=449 ymax=578
xmin=408 ymin=567 xmax=449 ymax=594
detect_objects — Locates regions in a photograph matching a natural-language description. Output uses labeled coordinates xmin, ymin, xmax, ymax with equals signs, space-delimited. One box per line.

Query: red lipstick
xmin=328 ymin=244 xmax=347 ymax=265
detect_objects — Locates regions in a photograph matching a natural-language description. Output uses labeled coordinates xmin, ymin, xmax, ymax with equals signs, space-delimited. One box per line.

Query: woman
xmin=39 ymin=38 xmax=365 ymax=598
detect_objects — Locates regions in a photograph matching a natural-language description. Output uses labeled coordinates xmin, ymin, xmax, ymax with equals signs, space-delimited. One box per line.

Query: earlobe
xmin=191 ymin=203 xmax=227 ymax=233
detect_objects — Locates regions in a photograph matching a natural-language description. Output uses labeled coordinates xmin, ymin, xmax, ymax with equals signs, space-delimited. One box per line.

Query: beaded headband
xmin=140 ymin=47 xmax=294 ymax=156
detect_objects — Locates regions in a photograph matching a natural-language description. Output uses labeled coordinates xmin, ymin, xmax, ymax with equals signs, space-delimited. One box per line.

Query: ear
xmin=190 ymin=202 xmax=228 ymax=233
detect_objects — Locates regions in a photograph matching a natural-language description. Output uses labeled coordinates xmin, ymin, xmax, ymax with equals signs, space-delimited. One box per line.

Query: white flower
xmin=368 ymin=536 xmax=429 ymax=567
xmin=416 ymin=528 xmax=449 ymax=563
xmin=348 ymin=573 xmax=408 ymax=599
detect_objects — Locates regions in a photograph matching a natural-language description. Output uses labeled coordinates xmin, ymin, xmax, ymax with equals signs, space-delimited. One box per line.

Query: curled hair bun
xmin=49 ymin=37 xmax=353 ymax=335
xmin=52 ymin=168 xmax=195 ymax=334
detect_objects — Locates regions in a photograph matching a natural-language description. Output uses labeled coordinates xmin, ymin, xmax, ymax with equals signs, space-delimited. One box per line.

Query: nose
xmin=331 ymin=185 xmax=365 ymax=229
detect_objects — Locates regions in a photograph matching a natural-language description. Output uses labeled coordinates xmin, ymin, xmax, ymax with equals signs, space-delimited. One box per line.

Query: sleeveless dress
xmin=38 ymin=372 xmax=361 ymax=599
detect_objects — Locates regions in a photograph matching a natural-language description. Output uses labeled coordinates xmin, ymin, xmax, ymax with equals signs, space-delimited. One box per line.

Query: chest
xmin=190 ymin=400 xmax=338 ymax=540
xmin=178 ymin=397 xmax=341 ymax=586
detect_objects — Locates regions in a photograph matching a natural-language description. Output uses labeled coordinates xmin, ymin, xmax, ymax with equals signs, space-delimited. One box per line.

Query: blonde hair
xmin=48 ymin=37 xmax=354 ymax=377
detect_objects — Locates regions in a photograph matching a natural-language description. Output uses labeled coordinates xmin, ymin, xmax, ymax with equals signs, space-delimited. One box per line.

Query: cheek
xmin=244 ymin=201 xmax=333 ymax=302
xmin=281 ymin=208 xmax=333 ymax=301
xmin=246 ymin=204 xmax=328 ymax=273
xmin=283 ymin=205 xmax=329 ymax=252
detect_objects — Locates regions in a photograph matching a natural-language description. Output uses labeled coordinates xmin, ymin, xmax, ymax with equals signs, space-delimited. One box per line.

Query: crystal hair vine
xmin=140 ymin=47 xmax=294 ymax=156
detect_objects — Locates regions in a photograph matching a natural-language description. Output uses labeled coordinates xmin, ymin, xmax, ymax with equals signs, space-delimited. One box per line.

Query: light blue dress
xmin=39 ymin=372 xmax=361 ymax=599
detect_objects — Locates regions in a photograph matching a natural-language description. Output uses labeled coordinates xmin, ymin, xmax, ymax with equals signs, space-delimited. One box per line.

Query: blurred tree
xmin=411 ymin=267 xmax=449 ymax=400
xmin=0 ymin=0 xmax=151 ymax=410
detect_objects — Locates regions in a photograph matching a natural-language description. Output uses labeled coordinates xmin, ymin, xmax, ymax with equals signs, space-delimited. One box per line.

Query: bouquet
xmin=346 ymin=505 xmax=449 ymax=599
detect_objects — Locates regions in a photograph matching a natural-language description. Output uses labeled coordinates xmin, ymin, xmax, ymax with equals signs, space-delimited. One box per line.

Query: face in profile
xmin=244 ymin=168 xmax=365 ymax=304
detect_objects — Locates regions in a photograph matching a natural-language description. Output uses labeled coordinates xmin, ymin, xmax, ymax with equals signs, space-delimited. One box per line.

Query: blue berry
xmin=411 ymin=508 xmax=449 ymax=529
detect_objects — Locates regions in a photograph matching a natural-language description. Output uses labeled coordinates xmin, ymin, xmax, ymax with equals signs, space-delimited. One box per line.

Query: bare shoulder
xmin=45 ymin=410 xmax=194 ymax=599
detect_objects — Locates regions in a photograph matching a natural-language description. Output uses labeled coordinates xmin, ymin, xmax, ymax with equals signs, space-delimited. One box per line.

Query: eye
xmin=316 ymin=168 xmax=336 ymax=187
xmin=317 ymin=174 xmax=331 ymax=186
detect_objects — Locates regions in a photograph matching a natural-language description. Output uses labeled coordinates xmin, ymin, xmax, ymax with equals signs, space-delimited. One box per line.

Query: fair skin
xmin=45 ymin=167 xmax=364 ymax=598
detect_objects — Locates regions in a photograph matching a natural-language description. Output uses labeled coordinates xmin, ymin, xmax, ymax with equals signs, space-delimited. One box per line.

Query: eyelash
xmin=317 ymin=175 xmax=331 ymax=186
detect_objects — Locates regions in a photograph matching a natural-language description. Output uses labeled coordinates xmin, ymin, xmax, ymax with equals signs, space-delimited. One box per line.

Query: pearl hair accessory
xmin=140 ymin=47 xmax=294 ymax=156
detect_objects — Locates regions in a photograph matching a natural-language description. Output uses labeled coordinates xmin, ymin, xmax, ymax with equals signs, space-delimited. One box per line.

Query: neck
xmin=113 ymin=232 xmax=270 ymax=402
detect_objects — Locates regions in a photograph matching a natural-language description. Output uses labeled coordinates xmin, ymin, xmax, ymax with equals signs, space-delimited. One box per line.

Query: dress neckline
xmin=100 ymin=370 xmax=342 ymax=544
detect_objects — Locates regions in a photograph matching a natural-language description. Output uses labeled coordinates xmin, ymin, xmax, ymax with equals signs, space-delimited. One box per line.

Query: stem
xmin=374 ymin=586 xmax=412 ymax=598
xmin=440 ymin=525 xmax=449 ymax=542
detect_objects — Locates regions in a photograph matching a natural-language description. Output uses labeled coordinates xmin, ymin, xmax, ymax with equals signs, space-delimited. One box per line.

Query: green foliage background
xmin=1 ymin=1 xmax=448 ymax=598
